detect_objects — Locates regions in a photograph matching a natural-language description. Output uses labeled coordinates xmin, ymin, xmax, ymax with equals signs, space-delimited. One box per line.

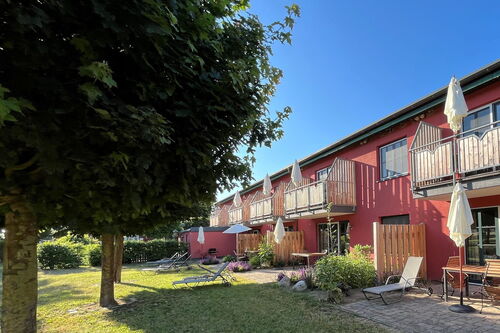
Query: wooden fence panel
xmin=266 ymin=231 xmax=305 ymax=264
xmin=373 ymin=222 xmax=427 ymax=281
xmin=237 ymin=234 xmax=262 ymax=253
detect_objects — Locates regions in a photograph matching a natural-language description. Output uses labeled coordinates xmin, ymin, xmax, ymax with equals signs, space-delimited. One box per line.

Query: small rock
xmin=292 ymin=280 xmax=307 ymax=292
xmin=278 ymin=276 xmax=291 ymax=288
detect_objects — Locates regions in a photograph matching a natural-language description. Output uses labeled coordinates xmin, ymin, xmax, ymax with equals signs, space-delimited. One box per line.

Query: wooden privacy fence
xmin=266 ymin=231 xmax=305 ymax=264
xmin=237 ymin=234 xmax=262 ymax=253
xmin=373 ymin=222 xmax=427 ymax=281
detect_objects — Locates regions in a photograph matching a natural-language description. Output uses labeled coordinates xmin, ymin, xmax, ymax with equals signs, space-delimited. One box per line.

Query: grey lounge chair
xmin=362 ymin=256 xmax=423 ymax=304
xmin=172 ymin=262 xmax=232 ymax=288
xmin=141 ymin=252 xmax=191 ymax=275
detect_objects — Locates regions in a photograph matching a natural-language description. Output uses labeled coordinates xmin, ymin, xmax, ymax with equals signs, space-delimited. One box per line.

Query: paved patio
xmin=236 ymin=269 xmax=500 ymax=333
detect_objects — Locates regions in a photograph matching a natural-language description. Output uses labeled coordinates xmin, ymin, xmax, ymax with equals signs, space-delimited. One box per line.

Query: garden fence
xmin=372 ymin=222 xmax=427 ymax=281
xmin=237 ymin=234 xmax=262 ymax=254
xmin=266 ymin=231 xmax=305 ymax=264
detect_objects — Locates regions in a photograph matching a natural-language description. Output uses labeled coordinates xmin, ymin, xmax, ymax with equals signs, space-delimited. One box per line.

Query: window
xmin=284 ymin=225 xmax=294 ymax=232
xmin=382 ymin=214 xmax=410 ymax=225
xmin=316 ymin=167 xmax=331 ymax=181
xmin=379 ymin=138 xmax=408 ymax=180
xmin=462 ymin=102 xmax=500 ymax=137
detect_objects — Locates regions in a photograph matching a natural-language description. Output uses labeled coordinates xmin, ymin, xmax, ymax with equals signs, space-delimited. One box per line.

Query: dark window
xmin=316 ymin=167 xmax=331 ymax=181
xmin=382 ymin=214 xmax=410 ymax=225
xmin=463 ymin=107 xmax=491 ymax=137
xmin=284 ymin=226 xmax=294 ymax=232
xmin=379 ymin=138 xmax=408 ymax=180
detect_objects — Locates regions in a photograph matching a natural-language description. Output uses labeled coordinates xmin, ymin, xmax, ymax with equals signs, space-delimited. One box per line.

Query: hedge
xmin=38 ymin=242 xmax=84 ymax=269
xmin=122 ymin=239 xmax=187 ymax=264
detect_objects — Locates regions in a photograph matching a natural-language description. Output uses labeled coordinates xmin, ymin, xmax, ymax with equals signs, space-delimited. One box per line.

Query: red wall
xmin=183 ymin=231 xmax=236 ymax=259
xmin=218 ymin=80 xmax=500 ymax=279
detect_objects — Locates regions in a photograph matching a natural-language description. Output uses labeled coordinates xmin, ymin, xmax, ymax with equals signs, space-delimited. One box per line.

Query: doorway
xmin=318 ymin=221 xmax=350 ymax=255
xmin=465 ymin=207 xmax=499 ymax=266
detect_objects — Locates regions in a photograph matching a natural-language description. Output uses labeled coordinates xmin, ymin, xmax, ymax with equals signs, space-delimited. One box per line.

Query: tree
xmin=0 ymin=0 xmax=299 ymax=331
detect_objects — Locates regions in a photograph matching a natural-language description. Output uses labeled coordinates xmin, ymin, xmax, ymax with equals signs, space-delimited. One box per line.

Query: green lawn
xmin=1 ymin=265 xmax=384 ymax=332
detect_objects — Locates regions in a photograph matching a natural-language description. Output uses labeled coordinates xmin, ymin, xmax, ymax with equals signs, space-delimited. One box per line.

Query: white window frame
xmin=316 ymin=167 xmax=331 ymax=181
xmin=379 ymin=138 xmax=408 ymax=181
xmin=461 ymin=100 xmax=500 ymax=137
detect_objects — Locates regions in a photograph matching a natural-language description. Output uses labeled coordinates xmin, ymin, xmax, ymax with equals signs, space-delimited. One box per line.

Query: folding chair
xmin=172 ymin=262 xmax=232 ymax=288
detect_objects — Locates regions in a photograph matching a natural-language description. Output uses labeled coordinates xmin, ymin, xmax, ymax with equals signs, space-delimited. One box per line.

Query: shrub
xmin=258 ymin=241 xmax=274 ymax=266
xmin=349 ymin=244 xmax=372 ymax=261
xmin=87 ymin=243 xmax=102 ymax=266
xmin=314 ymin=255 xmax=376 ymax=292
xmin=227 ymin=261 xmax=251 ymax=272
xmin=289 ymin=268 xmax=315 ymax=288
xmin=222 ymin=255 xmax=236 ymax=263
xmin=123 ymin=239 xmax=186 ymax=264
xmin=200 ymin=256 xmax=219 ymax=265
xmin=249 ymin=255 xmax=261 ymax=268
xmin=38 ymin=242 xmax=83 ymax=269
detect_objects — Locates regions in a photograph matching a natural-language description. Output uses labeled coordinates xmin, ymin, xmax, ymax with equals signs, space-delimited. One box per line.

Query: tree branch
xmin=5 ymin=154 xmax=40 ymax=178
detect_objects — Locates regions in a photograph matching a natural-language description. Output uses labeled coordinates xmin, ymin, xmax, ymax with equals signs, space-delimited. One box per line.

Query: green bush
xmin=87 ymin=243 xmax=102 ymax=266
xmin=38 ymin=242 xmax=83 ymax=269
xmin=249 ymin=255 xmax=261 ymax=268
xmin=123 ymin=239 xmax=187 ymax=264
xmin=258 ymin=241 xmax=274 ymax=266
xmin=222 ymin=255 xmax=236 ymax=262
xmin=349 ymin=244 xmax=372 ymax=260
xmin=314 ymin=255 xmax=376 ymax=292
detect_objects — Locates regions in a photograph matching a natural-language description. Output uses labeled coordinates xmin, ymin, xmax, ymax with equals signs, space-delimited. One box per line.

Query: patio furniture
xmin=172 ymin=262 xmax=232 ymax=288
xmin=477 ymin=259 xmax=500 ymax=313
xmin=442 ymin=256 xmax=469 ymax=298
xmin=362 ymin=256 xmax=423 ymax=305
xmin=291 ymin=251 xmax=327 ymax=267
xmin=141 ymin=252 xmax=191 ymax=275
xmin=442 ymin=263 xmax=485 ymax=302
xmin=234 ymin=250 xmax=248 ymax=261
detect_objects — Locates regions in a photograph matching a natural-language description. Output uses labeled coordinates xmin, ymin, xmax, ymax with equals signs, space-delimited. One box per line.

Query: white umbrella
xmin=233 ymin=191 xmax=242 ymax=207
xmin=263 ymin=173 xmax=272 ymax=196
xmin=446 ymin=182 xmax=475 ymax=313
xmin=274 ymin=217 xmax=285 ymax=244
xmin=223 ymin=224 xmax=251 ymax=234
xmin=444 ymin=76 xmax=468 ymax=133
xmin=291 ymin=160 xmax=302 ymax=185
xmin=197 ymin=226 xmax=205 ymax=244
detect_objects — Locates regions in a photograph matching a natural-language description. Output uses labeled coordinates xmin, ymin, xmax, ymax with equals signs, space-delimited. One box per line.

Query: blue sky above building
xmin=217 ymin=0 xmax=500 ymax=201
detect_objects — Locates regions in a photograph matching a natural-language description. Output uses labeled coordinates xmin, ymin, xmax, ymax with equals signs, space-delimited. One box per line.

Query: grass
xmin=1 ymin=265 xmax=385 ymax=332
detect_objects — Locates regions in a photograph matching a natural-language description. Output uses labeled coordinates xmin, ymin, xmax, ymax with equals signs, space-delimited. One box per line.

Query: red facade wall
xmin=183 ymin=231 xmax=236 ymax=259
xmin=219 ymin=80 xmax=500 ymax=280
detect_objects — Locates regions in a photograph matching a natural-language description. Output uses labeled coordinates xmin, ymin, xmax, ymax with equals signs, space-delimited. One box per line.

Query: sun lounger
xmin=172 ymin=262 xmax=232 ymax=288
xmin=141 ymin=252 xmax=191 ymax=275
xmin=362 ymin=256 xmax=423 ymax=304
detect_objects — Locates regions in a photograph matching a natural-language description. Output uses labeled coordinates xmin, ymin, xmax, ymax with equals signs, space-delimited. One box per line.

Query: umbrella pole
xmin=449 ymin=246 xmax=474 ymax=313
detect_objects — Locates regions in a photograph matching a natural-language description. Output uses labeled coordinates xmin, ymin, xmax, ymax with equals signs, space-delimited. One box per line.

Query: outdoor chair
xmin=234 ymin=250 xmax=248 ymax=261
xmin=141 ymin=252 xmax=191 ymax=275
xmin=172 ymin=262 xmax=232 ymax=288
xmin=442 ymin=256 xmax=469 ymax=298
xmin=362 ymin=256 xmax=424 ymax=305
xmin=476 ymin=259 xmax=500 ymax=313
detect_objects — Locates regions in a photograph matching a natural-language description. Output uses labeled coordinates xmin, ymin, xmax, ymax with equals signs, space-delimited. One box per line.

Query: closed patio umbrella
xmin=291 ymin=160 xmax=302 ymax=185
xmin=263 ymin=173 xmax=272 ymax=196
xmin=446 ymin=182 xmax=475 ymax=313
xmin=274 ymin=217 xmax=285 ymax=244
xmin=197 ymin=226 xmax=205 ymax=244
xmin=444 ymin=76 xmax=469 ymax=133
xmin=233 ymin=191 xmax=242 ymax=207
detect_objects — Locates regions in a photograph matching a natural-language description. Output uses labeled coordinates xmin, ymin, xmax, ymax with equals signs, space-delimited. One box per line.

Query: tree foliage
xmin=0 ymin=0 xmax=299 ymax=232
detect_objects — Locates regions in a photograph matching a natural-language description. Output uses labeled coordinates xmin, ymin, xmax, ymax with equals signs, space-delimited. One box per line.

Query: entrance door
xmin=318 ymin=221 xmax=350 ymax=255
xmin=465 ymin=207 xmax=499 ymax=266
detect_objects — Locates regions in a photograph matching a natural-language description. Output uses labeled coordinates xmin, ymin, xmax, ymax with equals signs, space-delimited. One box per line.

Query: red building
xmin=179 ymin=227 xmax=236 ymax=259
xmin=210 ymin=60 xmax=500 ymax=280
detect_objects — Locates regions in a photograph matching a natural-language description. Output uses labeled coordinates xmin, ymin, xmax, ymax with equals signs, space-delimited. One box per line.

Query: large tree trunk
xmin=113 ymin=233 xmax=124 ymax=283
xmin=1 ymin=200 xmax=38 ymax=333
xmin=100 ymin=233 xmax=118 ymax=307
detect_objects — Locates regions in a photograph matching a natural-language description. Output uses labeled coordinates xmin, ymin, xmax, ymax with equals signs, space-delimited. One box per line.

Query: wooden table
xmin=442 ymin=265 xmax=486 ymax=302
xmin=291 ymin=252 xmax=327 ymax=267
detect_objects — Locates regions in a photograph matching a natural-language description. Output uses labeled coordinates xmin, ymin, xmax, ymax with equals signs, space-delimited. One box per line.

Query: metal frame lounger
xmin=172 ymin=262 xmax=232 ymax=288
xmin=141 ymin=252 xmax=191 ymax=275
xmin=362 ymin=256 xmax=424 ymax=305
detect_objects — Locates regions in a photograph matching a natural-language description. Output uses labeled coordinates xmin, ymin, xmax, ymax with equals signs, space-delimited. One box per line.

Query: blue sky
xmin=217 ymin=0 xmax=500 ymax=201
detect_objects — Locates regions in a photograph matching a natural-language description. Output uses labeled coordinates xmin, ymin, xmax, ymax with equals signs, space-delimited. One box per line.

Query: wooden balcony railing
xmin=249 ymin=182 xmax=286 ymax=224
xmin=284 ymin=158 xmax=356 ymax=216
xmin=228 ymin=195 xmax=254 ymax=224
xmin=209 ymin=205 xmax=229 ymax=227
xmin=410 ymin=120 xmax=500 ymax=190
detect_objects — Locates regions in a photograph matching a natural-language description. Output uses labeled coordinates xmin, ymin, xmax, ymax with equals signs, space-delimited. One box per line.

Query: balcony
xmin=410 ymin=121 xmax=500 ymax=200
xmin=249 ymin=182 xmax=286 ymax=225
xmin=209 ymin=205 xmax=229 ymax=227
xmin=228 ymin=195 xmax=253 ymax=225
xmin=284 ymin=158 xmax=356 ymax=219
